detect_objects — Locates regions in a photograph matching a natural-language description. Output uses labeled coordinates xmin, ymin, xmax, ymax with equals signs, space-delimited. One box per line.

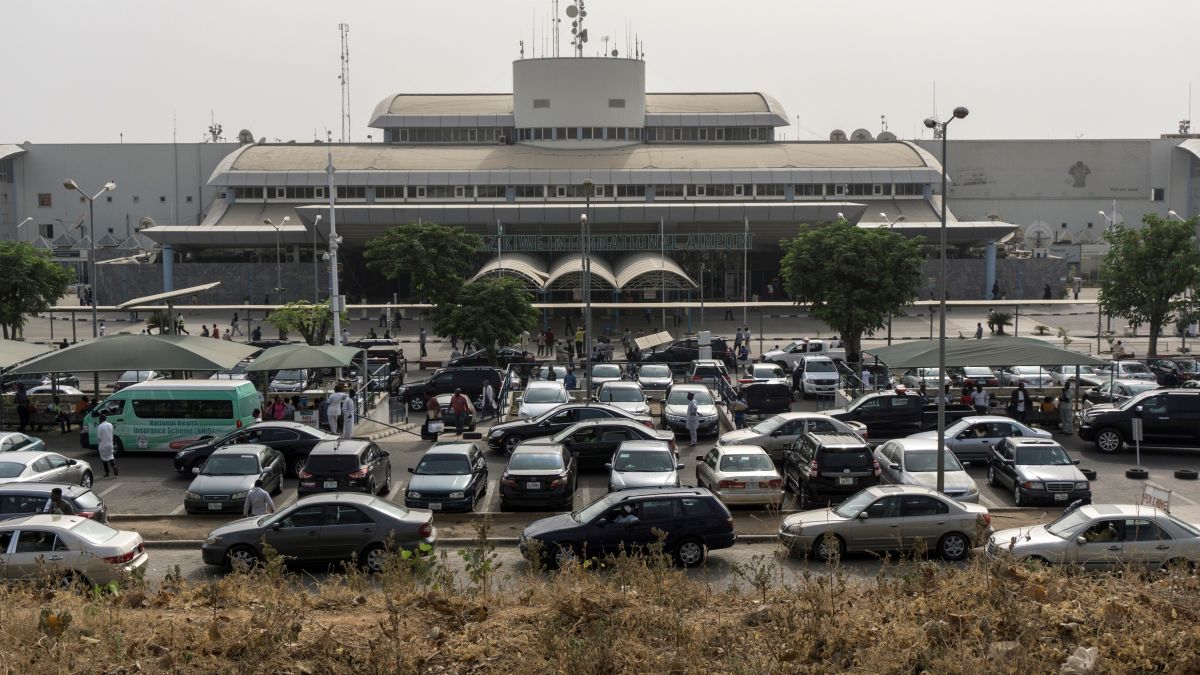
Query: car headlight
xmin=185 ymin=491 xmax=201 ymax=500
xmin=702 ymin=415 xmax=718 ymax=422
xmin=231 ymin=491 xmax=248 ymax=500
xmin=488 ymin=429 xmax=503 ymax=438
xmin=1075 ymin=481 xmax=1090 ymax=490
xmin=1026 ymin=482 xmax=1044 ymax=490
xmin=449 ymin=491 xmax=465 ymax=499
xmin=407 ymin=491 xmax=421 ymax=499
xmin=965 ymin=485 xmax=979 ymax=496
xmin=205 ymin=535 xmax=223 ymax=546
xmin=783 ymin=522 xmax=802 ymax=535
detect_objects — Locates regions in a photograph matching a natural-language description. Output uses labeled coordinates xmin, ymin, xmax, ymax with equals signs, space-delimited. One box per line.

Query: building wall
xmin=919 ymin=257 xmax=1069 ymax=301
xmin=512 ymin=58 xmax=646 ymax=129
xmin=95 ymin=261 xmax=330 ymax=306
xmin=4 ymin=142 xmax=239 ymax=241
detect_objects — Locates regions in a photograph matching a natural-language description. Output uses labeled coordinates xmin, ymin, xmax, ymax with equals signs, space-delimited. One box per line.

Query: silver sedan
xmin=716 ymin=412 xmax=865 ymax=462
xmin=873 ymin=438 xmax=979 ymax=502
xmin=0 ymin=514 xmax=148 ymax=586
xmin=0 ymin=451 xmax=94 ymax=488
xmin=908 ymin=416 xmax=1051 ymax=464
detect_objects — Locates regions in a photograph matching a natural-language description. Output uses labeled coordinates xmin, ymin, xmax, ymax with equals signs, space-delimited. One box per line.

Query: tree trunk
xmin=486 ymin=346 xmax=498 ymax=367
xmin=1148 ymin=315 xmax=1162 ymax=358
xmin=843 ymin=328 xmax=862 ymax=365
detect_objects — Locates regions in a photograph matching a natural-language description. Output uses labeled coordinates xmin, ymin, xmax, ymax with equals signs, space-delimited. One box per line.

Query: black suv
xmin=447 ymin=347 xmax=535 ymax=369
xmin=640 ymin=336 xmax=735 ymax=370
xmin=783 ymin=432 xmax=880 ymax=503
xmin=486 ymin=402 xmax=653 ymax=455
xmin=519 ymin=487 xmax=736 ymax=568
xmin=395 ymin=367 xmax=504 ymax=412
xmin=1079 ymin=389 xmax=1200 ymax=453
xmin=0 ymin=483 xmax=108 ymax=523
xmin=298 ymin=440 xmax=393 ymax=496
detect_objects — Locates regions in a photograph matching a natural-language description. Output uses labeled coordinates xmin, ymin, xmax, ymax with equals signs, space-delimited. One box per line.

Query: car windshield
xmin=600 ymin=387 xmax=643 ymax=403
xmin=508 ymin=453 xmax=563 ymax=471
xmin=806 ymin=361 xmax=836 ymax=373
xmin=1122 ymin=363 xmax=1151 ymax=374
xmin=904 ymin=451 xmax=964 ymax=472
xmin=0 ymin=462 xmax=23 ymax=478
xmin=202 ymin=454 xmax=259 ymax=475
xmin=593 ymin=365 xmax=621 ymax=378
xmin=833 ymin=490 xmax=877 ymax=518
xmin=964 ymin=368 xmax=993 ymax=377
xmin=719 ymin=453 xmax=774 ymax=472
xmin=574 ymin=495 xmax=616 ymax=523
xmin=639 ymin=365 xmax=670 ymax=378
xmin=752 ymin=366 xmax=782 ymax=378
xmin=524 ymin=387 xmax=568 ymax=404
xmin=1015 ymin=445 xmax=1073 ymax=465
xmin=275 ymin=370 xmax=304 ymax=381
xmin=69 ymin=519 xmax=120 ymax=544
xmin=415 ymin=455 xmax=471 ymax=475
xmin=1045 ymin=509 xmax=1093 ymax=538
xmin=749 ymin=416 xmax=786 ymax=434
xmin=1174 ymin=359 xmax=1199 ymax=373
xmin=667 ymin=389 xmax=713 ymax=405
xmin=1125 ymin=382 xmax=1159 ymax=395
xmin=614 ymin=450 xmax=675 ymax=472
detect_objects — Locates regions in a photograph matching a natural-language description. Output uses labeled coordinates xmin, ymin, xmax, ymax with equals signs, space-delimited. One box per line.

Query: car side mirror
xmin=676 ymin=463 xmax=685 ymax=470
xmin=889 ymin=463 xmax=900 ymax=471
xmin=1072 ymin=459 xmax=1080 ymax=465
xmin=192 ymin=467 xmax=201 ymax=475
xmin=1075 ymin=535 xmax=1087 ymax=546
xmin=381 ymin=451 xmax=390 ymax=457
xmin=694 ymin=456 xmax=705 ymax=462
xmin=857 ymin=511 xmax=869 ymax=520
xmin=407 ymin=467 xmax=415 ymax=474
xmin=271 ymin=522 xmax=283 ymax=531
xmin=67 ymin=459 xmax=77 ymax=466
xmin=604 ymin=463 xmax=612 ymax=470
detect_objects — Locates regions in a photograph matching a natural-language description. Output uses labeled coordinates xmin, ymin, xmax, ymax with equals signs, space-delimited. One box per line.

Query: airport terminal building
xmin=3 ymin=55 xmax=1198 ymax=305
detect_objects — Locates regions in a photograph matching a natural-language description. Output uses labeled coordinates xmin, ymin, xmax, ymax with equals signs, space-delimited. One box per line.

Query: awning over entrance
xmin=544 ymin=254 xmax=618 ymax=290
xmin=863 ymin=336 xmax=1105 ymax=368
xmin=614 ymin=253 xmax=698 ymax=289
xmin=468 ymin=253 xmax=550 ymax=289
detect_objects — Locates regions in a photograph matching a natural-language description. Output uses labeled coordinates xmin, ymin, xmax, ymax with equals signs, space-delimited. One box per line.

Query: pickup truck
xmin=824 ymin=391 xmax=976 ymax=441
xmin=761 ymin=339 xmax=846 ymax=372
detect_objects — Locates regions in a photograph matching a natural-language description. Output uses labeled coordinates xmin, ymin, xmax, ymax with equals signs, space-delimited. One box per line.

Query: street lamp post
xmin=263 ymin=216 xmax=290 ymax=303
xmin=12 ymin=217 xmax=32 ymax=240
xmin=923 ymin=106 xmax=969 ymax=493
xmin=63 ymin=178 xmax=116 ymax=397
xmin=312 ymin=214 xmax=322 ymax=302
xmin=582 ymin=179 xmax=594 ymax=393
xmin=881 ymin=212 xmax=907 ymax=229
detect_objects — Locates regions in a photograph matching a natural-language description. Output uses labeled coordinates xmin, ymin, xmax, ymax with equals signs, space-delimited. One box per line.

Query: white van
xmin=81 ymin=380 xmax=260 ymax=453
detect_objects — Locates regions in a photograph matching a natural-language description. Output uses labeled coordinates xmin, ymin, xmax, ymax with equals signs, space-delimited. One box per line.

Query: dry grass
xmin=5 ymin=542 xmax=1200 ymax=674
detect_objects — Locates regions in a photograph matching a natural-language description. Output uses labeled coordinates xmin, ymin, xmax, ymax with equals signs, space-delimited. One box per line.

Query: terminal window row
xmin=383 ymin=125 xmax=776 ymax=144
xmin=231 ymin=182 xmax=927 ymax=202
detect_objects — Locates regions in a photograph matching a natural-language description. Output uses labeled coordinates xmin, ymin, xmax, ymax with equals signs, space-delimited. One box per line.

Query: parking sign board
xmin=1141 ymin=484 xmax=1171 ymax=512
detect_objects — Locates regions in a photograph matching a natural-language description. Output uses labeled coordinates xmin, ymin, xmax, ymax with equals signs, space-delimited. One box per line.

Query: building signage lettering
xmin=478 ymin=233 xmax=753 ymax=252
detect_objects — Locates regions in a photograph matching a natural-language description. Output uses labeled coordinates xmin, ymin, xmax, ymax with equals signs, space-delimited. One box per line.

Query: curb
xmin=142 ymin=537 xmax=525 ymax=550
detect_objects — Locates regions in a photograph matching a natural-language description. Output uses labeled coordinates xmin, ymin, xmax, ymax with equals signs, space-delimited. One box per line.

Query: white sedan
xmin=517 ymin=381 xmax=571 ymax=419
xmin=25 ymin=385 xmax=84 ymax=396
xmin=0 ymin=515 xmax=148 ymax=585
xmin=694 ymin=444 xmax=783 ymax=507
xmin=595 ymin=381 xmax=651 ymax=416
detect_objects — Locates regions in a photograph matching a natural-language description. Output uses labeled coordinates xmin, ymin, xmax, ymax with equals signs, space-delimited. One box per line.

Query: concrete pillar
xmin=162 ymin=245 xmax=174 ymax=292
xmin=984 ymin=241 xmax=996 ymax=300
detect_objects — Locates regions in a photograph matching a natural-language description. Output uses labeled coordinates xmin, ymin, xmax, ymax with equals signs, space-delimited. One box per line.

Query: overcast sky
xmin=4 ymin=0 xmax=1197 ymax=144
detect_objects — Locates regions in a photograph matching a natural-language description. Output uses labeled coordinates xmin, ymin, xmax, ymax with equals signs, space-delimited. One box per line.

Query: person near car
xmin=916 ymin=382 xmax=929 ymax=403
xmin=14 ymin=383 xmax=28 ymax=432
xmin=50 ymin=396 xmax=71 ymax=433
xmin=733 ymin=396 xmax=748 ymax=429
xmin=423 ymin=392 xmax=442 ymax=441
xmin=972 ymin=385 xmax=990 ymax=415
xmin=686 ymin=392 xmax=700 ymax=447
xmin=974 ymin=322 xmax=983 ymax=339
xmin=283 ymin=397 xmax=296 ymax=420
xmin=340 ymin=394 xmax=355 ymax=439
xmin=419 ymin=327 xmax=428 ymax=358
xmin=734 ymin=327 xmax=744 ymax=350
xmin=564 ymin=369 xmax=577 ymax=390
xmin=42 ymin=488 xmax=75 ymax=516
xmin=251 ymin=325 xmax=262 ymax=342
xmin=97 ymin=414 xmax=117 ymax=477
xmin=243 ymin=479 xmax=275 ymax=516
xmin=326 ymin=384 xmax=348 ymax=434
xmin=481 ymin=380 xmax=497 ymax=421
xmin=1060 ymin=379 xmax=1075 ymax=434
xmin=251 ymin=408 xmax=263 ymax=423
xmin=574 ymin=327 xmax=585 ymax=359
xmin=1163 ymin=369 xmax=1180 ymax=388
xmin=614 ymin=504 xmax=639 ymax=524
xmin=450 ymin=388 xmax=471 ymax=435
xmin=941 ymin=384 xmax=955 ymax=405
xmin=268 ymin=396 xmax=286 ymax=421
xmin=1010 ymin=382 xmax=1030 ymax=423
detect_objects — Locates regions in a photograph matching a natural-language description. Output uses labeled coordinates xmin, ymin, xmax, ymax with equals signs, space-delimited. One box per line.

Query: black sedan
xmin=448 ymin=346 xmax=535 ymax=369
xmin=404 ymin=441 xmax=489 ymax=512
xmin=518 ymin=419 xmax=676 ymax=466
xmin=173 ymin=422 xmax=339 ymax=477
xmin=486 ymin=403 xmax=654 ymax=455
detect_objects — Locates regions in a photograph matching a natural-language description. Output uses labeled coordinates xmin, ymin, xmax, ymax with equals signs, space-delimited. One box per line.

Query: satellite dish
xmin=877 ymin=131 xmax=897 ymax=142
xmin=137 ymin=217 xmax=158 ymax=229
xmin=566 ymin=4 xmax=578 ymax=17
xmin=237 ymin=129 xmax=254 ymax=144
xmin=829 ymin=129 xmax=848 ymax=142
xmin=611 ymin=49 xmax=618 ymax=57
xmin=1025 ymin=221 xmax=1054 ymax=249
xmin=986 ymin=210 xmax=1001 ymax=222
xmin=850 ymin=128 xmax=874 ymax=142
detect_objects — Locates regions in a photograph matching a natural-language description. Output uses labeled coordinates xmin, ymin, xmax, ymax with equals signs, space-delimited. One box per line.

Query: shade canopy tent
xmin=117 ymin=281 xmax=222 ymax=335
xmin=244 ymin=345 xmax=364 ymax=372
xmin=0 ymin=340 xmax=55 ymax=371
xmin=8 ymin=334 xmax=257 ymax=375
xmin=863 ymin=337 xmax=1106 ymax=369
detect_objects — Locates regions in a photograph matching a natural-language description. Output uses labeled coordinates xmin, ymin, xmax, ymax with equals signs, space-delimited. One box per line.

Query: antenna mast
xmin=553 ymin=0 xmax=561 ymax=56
xmin=567 ymin=1 xmax=587 ymax=57
xmin=338 ymin=23 xmax=351 ymax=143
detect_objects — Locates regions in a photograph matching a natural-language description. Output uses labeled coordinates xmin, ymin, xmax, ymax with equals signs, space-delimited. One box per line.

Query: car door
xmin=1070 ymin=519 xmax=1126 ymax=570
xmin=897 ymin=494 xmax=952 ymax=551
xmin=852 ymin=496 xmax=904 ymax=550
xmin=263 ymin=504 xmax=326 ymax=560
xmin=951 ymin=422 xmax=994 ymax=460
xmin=696 ymin=449 xmax=719 ymax=489
xmin=1124 ymin=518 xmax=1175 ymax=570
xmin=876 ymin=442 xmax=902 ymax=484
xmin=765 ymin=419 xmax=806 ymax=454
xmin=1137 ymin=395 xmax=1174 ymax=444
xmin=28 ymin=457 xmax=56 ymax=483
xmin=563 ymin=425 xmax=603 ymax=459
xmin=543 ymin=407 xmax=581 ymax=433
xmin=993 ymin=441 xmax=1018 ymax=488
xmin=626 ymin=498 xmax=680 ymax=553
xmin=890 ymin=397 xmax=922 ymax=435
xmin=468 ymin=445 xmax=488 ymax=501
xmin=320 ymin=504 xmax=378 ymax=560
xmin=1167 ymin=394 xmax=1200 ymax=446
xmin=7 ymin=529 xmax=72 ymax=579
xmin=42 ymin=455 xmax=75 ymax=483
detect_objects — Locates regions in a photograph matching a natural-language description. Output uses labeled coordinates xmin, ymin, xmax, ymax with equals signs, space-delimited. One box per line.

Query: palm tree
xmin=988 ymin=311 xmax=1014 ymax=335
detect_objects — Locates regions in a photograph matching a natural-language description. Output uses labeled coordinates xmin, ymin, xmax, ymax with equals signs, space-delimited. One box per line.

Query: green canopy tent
xmin=8 ymin=334 xmax=257 ymax=376
xmin=243 ymin=344 xmax=363 ymax=372
xmin=0 ymin=340 xmax=57 ymax=428
xmin=863 ymin=336 xmax=1106 ymax=369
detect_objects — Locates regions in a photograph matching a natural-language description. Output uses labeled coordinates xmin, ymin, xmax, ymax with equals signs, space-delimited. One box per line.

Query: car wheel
xmin=291 ymin=457 xmax=308 ymax=479
xmin=1095 ymin=428 xmax=1125 ymax=454
xmin=938 ymin=532 xmax=971 ymax=561
xmin=226 ymin=545 xmax=261 ymax=571
xmin=504 ymin=435 xmax=521 ymax=456
xmin=1022 ymin=555 xmax=1050 ymax=569
xmin=674 ymin=538 xmax=706 ymax=568
xmin=814 ymin=533 xmax=844 ymax=563
xmin=56 ymin=571 xmax=90 ymax=591
xmin=80 ymin=471 xmax=93 ymax=488
xmin=380 ymin=471 xmax=392 ymax=495
xmin=1013 ymin=483 xmax=1024 ymax=507
xmin=361 ymin=544 xmax=388 ymax=573
xmin=986 ymin=465 xmax=998 ymax=487
xmin=113 ymin=437 xmax=125 ymax=458
xmin=270 ymin=475 xmax=283 ymax=496
xmin=1163 ymin=558 xmax=1196 ymax=574
xmin=550 ymin=542 xmax=579 ymax=569
xmin=408 ymin=396 xmax=426 ymax=412
xmin=499 ymin=498 xmax=510 ymax=512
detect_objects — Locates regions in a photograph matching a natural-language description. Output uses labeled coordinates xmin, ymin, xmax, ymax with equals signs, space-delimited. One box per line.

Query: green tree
xmin=264 ymin=300 xmax=347 ymax=345
xmin=363 ymin=223 xmax=482 ymax=303
xmin=430 ymin=277 xmax=539 ymax=365
xmin=0 ymin=242 xmax=75 ymax=339
xmin=779 ymin=220 xmax=924 ymax=362
xmin=1099 ymin=214 xmax=1200 ymax=357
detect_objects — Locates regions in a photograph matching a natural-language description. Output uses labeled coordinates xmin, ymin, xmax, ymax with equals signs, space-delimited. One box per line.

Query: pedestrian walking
xmin=379 ymin=310 xmax=387 ymax=328
xmin=450 ymin=334 xmax=458 ymax=350
xmin=972 ymin=384 xmax=989 ymax=415
xmin=536 ymin=330 xmax=546 ymax=357
xmin=450 ymin=388 xmax=470 ymax=435
xmin=422 ymin=392 xmax=442 ymax=441
xmin=340 ymin=393 xmax=356 ymax=439
xmin=1043 ymin=284 xmax=1052 ymax=300
xmin=326 ymin=384 xmax=348 ymax=434
xmin=251 ymin=408 xmax=262 ymax=423
xmin=992 ymin=281 xmax=1001 ymax=300
xmin=97 ymin=414 xmax=117 ymax=477
xmin=1009 ymin=382 xmax=1030 ymax=423
xmin=14 ymin=384 xmax=29 ymax=432
xmin=231 ymin=312 xmax=244 ymax=336
xmin=544 ymin=328 xmax=555 ymax=357
xmin=574 ymin=326 xmax=584 ymax=359
xmin=1060 ymin=379 xmax=1075 ymax=434
xmin=43 ymin=488 xmax=75 ymax=515
xmin=743 ymin=326 xmax=751 ymax=350
xmin=734 ymin=327 xmax=744 ymax=349
xmin=341 ymin=328 xmax=351 ymax=345
xmin=283 ymin=397 xmax=296 ymax=420
xmin=98 ymin=320 xmax=106 ymax=337
xmin=419 ymin=327 xmax=428 ymax=358
xmin=685 ymin=392 xmax=700 ymax=447
xmin=481 ymin=380 xmax=497 ymax=421
xmin=732 ymin=395 xmax=747 ymax=429
xmin=243 ymin=479 xmax=275 ymax=516
xmin=974 ymin=322 xmax=983 ymax=339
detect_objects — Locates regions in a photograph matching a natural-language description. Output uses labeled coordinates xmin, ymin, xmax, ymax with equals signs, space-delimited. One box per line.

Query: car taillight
xmin=502 ymin=477 xmax=516 ymax=487
xmin=418 ymin=522 xmax=433 ymax=539
xmin=641 ymin=420 xmax=654 ymax=429
xmin=872 ymin=458 xmax=881 ymax=477
xmin=766 ymin=479 xmax=782 ymax=489
xmin=717 ymin=479 xmax=745 ymax=489
xmin=298 ymin=469 xmax=313 ymax=479
xmin=104 ymin=546 xmax=140 ymax=565
xmin=981 ymin=514 xmax=993 ymax=527
xmin=348 ymin=468 xmax=369 ymax=479
xmin=692 ymin=375 xmax=703 ymax=381
xmin=738 ymin=378 xmax=754 ymax=384
xmin=75 ymin=511 xmax=96 ymax=519
xmin=550 ymin=478 xmax=563 ymax=489
xmin=808 ymin=460 xmax=819 ymax=478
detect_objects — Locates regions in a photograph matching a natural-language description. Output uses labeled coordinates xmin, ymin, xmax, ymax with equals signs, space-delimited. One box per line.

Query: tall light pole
xmin=63 ymin=178 xmax=116 ymax=397
xmin=326 ymin=151 xmax=343 ymax=347
xmin=312 ymin=214 xmax=322 ymax=302
xmin=582 ymin=179 xmax=593 ymax=393
xmin=263 ymin=216 xmax=290 ymax=303
xmin=923 ymin=105 xmax=969 ymax=493
xmin=12 ymin=217 xmax=33 ymax=240
xmin=497 ymin=220 xmax=504 ymax=278
xmin=881 ymin=212 xmax=907 ymax=229
xmin=1167 ymin=210 xmax=1186 ymax=222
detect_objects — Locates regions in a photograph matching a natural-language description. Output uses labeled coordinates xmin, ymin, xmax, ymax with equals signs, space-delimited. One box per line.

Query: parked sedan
xmin=25 ymin=385 xmax=85 ymax=397
xmin=717 ymin=412 xmax=865 ymax=462
xmin=436 ymin=394 xmax=477 ymax=431
xmin=0 ymin=432 xmax=45 ymax=454
xmin=486 ymin=403 xmax=652 ymax=455
xmin=779 ymin=485 xmax=991 ymax=562
xmin=0 ymin=515 xmax=148 ymax=585
xmin=298 ymin=440 xmax=392 ymax=497
xmin=184 ymin=445 xmax=286 ymax=514
xmin=606 ymin=440 xmax=683 ymax=492
xmin=500 ymin=443 xmax=578 ymax=511
xmin=520 ymin=419 xmax=676 ymax=466
xmin=661 ymin=384 xmax=720 ymax=437
xmin=1097 ymin=360 xmax=1156 ymax=382
xmin=636 ymin=364 xmax=674 ymax=390
xmin=404 ymin=441 xmax=489 ymax=512
xmin=517 ymin=381 xmax=571 ymax=420
xmin=269 ymin=369 xmax=311 ymax=393
xmin=1047 ymin=365 xmax=1101 ymax=385
xmin=590 ymin=363 xmax=624 ymax=389
xmin=202 ymin=493 xmax=436 ymax=572
xmin=947 ymin=366 xmax=998 ymax=388
xmin=0 ymin=452 xmax=93 ymax=488
xmin=174 ymin=421 xmax=338 ymax=477
xmin=1083 ymin=379 xmax=1160 ymax=406
xmin=900 ymin=368 xmax=953 ymax=389
xmin=998 ymin=366 xmax=1055 ymax=387
xmin=907 ymin=416 xmax=1051 ymax=464
xmin=111 ymin=370 xmax=168 ymax=391
xmin=986 ymin=437 xmax=1091 ymax=506
xmin=694 ymin=445 xmax=783 ymax=507
xmin=874 ymin=438 xmax=979 ymax=502
xmin=986 ymin=504 xmax=1200 ymax=571
xmin=595 ymin=381 xmax=651 ymax=416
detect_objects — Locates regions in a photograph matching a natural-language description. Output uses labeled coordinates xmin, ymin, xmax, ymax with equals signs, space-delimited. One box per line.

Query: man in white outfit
xmin=685 ymin=392 xmax=700 ymax=447
xmin=96 ymin=414 xmax=117 ymax=477
xmin=340 ymin=394 xmax=356 ymax=439
xmin=326 ymin=384 xmax=348 ymax=434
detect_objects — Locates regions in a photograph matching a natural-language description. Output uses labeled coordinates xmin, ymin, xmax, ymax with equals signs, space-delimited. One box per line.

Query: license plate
xmin=429 ymin=503 xmax=442 ymax=510
xmin=1055 ymin=493 xmax=1069 ymax=501
xmin=324 ymin=481 xmax=338 ymax=489
xmin=207 ymin=502 xmax=223 ymax=510
xmin=838 ymin=477 xmax=855 ymax=486
xmin=526 ymin=482 xmax=542 ymax=490
xmin=744 ymin=482 xmax=758 ymax=489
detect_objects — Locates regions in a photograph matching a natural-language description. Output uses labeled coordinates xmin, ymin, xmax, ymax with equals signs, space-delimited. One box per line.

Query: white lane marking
xmin=96 ymin=483 xmax=122 ymax=498
xmin=978 ymin=492 xmax=1002 ymax=510
xmin=386 ymin=480 xmax=404 ymax=502
xmin=274 ymin=491 xmax=298 ymax=510
xmin=169 ymin=503 xmax=185 ymax=515
xmin=479 ymin=478 xmax=501 ymax=513
xmin=1170 ymin=491 xmax=1199 ymax=506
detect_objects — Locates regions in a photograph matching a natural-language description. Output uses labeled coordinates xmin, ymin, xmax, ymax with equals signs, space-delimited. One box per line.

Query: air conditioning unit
xmin=497 ymin=136 xmax=507 ymax=145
